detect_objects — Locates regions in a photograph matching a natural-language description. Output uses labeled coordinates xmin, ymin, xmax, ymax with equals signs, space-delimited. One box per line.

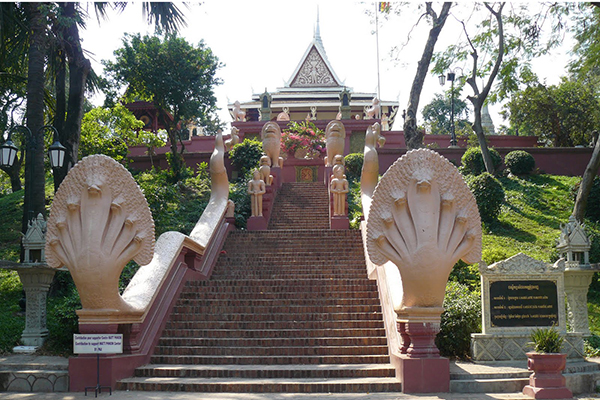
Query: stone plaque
xmin=490 ymin=280 xmax=558 ymax=327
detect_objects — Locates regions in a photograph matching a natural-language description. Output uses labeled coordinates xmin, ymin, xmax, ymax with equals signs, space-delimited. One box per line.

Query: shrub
xmin=436 ymin=281 xmax=481 ymax=359
xmin=504 ymin=150 xmax=535 ymax=175
xmin=344 ymin=153 xmax=364 ymax=183
xmin=461 ymin=147 xmax=502 ymax=175
xmin=530 ymin=327 xmax=564 ymax=353
xmin=468 ymin=172 xmax=505 ymax=222
xmin=229 ymin=139 xmax=263 ymax=180
xmin=228 ymin=169 xmax=253 ymax=229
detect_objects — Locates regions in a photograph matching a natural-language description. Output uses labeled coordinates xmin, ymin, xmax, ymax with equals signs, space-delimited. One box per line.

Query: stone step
xmin=161 ymin=328 xmax=386 ymax=339
xmin=186 ymin=279 xmax=375 ymax=289
xmin=157 ymin=336 xmax=387 ymax=348
xmin=163 ymin=320 xmax=385 ymax=330
xmin=133 ymin=363 xmax=396 ymax=379
xmin=181 ymin=282 xmax=377 ymax=292
xmin=167 ymin=311 xmax=384 ymax=322
xmin=171 ymin=304 xmax=381 ymax=315
xmin=450 ymin=377 xmax=529 ymax=394
xmin=177 ymin=290 xmax=379 ymax=300
xmin=117 ymin=376 xmax=402 ymax=393
xmin=174 ymin=298 xmax=381 ymax=307
xmin=149 ymin=354 xmax=392 ymax=366
xmin=153 ymin=345 xmax=390 ymax=357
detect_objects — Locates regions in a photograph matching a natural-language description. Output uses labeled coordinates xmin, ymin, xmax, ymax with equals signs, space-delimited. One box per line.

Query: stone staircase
xmin=117 ymin=182 xmax=401 ymax=393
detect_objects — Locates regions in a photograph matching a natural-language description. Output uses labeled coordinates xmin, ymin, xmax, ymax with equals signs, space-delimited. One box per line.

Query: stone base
xmin=330 ymin=216 xmax=349 ymax=230
xmin=247 ymin=216 xmax=268 ymax=231
xmin=13 ymin=346 xmax=38 ymax=354
xmin=523 ymin=385 xmax=573 ymax=399
xmin=0 ymin=371 xmax=69 ymax=392
xmin=472 ymin=333 xmax=585 ymax=361
xmin=398 ymin=355 xmax=449 ymax=393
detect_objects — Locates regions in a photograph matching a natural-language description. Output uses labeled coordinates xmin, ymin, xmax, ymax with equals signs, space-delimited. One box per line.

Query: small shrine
xmin=557 ymin=215 xmax=591 ymax=265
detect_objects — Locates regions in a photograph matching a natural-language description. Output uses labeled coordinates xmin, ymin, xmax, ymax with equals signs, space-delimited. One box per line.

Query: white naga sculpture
xmin=259 ymin=155 xmax=274 ymax=186
xmin=325 ymin=120 xmax=346 ymax=167
xmin=232 ymin=100 xmax=246 ymax=122
xmin=224 ymin=127 xmax=240 ymax=152
xmin=45 ymin=155 xmax=155 ymax=315
xmin=248 ymin=169 xmax=266 ymax=217
xmin=261 ymin=121 xmax=281 ymax=168
xmin=365 ymin=97 xmax=381 ymax=119
xmin=366 ymin=148 xmax=481 ymax=319
xmin=330 ymin=165 xmax=349 ymax=216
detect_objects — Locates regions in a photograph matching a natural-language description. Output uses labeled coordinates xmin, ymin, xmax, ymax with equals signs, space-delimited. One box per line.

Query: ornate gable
xmin=287 ymin=43 xmax=342 ymax=89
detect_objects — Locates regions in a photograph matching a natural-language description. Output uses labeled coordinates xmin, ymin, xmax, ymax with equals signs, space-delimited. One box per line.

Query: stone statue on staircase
xmin=259 ymin=155 xmax=274 ymax=186
xmin=330 ymin=165 xmax=349 ymax=216
xmin=248 ymin=169 xmax=266 ymax=217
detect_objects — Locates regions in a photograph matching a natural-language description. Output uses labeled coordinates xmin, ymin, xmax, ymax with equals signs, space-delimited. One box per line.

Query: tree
xmin=103 ymin=34 xmax=223 ymax=181
xmin=433 ymin=3 xmax=562 ymax=173
xmin=0 ymin=2 xmax=186 ymax=242
xmin=569 ymin=4 xmax=600 ymax=83
xmin=401 ymin=2 xmax=452 ymax=150
xmin=422 ymin=92 xmax=469 ymax=136
xmin=79 ymin=104 xmax=146 ymax=164
xmin=503 ymin=79 xmax=600 ymax=147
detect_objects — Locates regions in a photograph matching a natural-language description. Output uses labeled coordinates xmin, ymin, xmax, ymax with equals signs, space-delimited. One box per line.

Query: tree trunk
xmin=472 ymin=99 xmax=495 ymax=173
xmin=23 ymin=2 xmax=47 ymax=237
xmin=466 ymin=3 xmax=505 ymax=174
xmin=403 ymin=2 xmax=452 ymax=150
xmin=53 ymin=2 xmax=90 ymax=189
xmin=573 ymin=131 xmax=600 ymax=222
xmin=0 ymin=151 xmax=23 ymax=192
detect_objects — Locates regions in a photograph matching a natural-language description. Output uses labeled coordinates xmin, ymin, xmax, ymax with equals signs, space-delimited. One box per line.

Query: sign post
xmin=73 ymin=334 xmax=123 ymax=397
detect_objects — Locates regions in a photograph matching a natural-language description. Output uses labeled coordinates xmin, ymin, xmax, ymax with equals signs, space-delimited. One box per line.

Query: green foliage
xmin=422 ymin=92 xmax=470 ymax=135
xmin=228 ymin=170 xmax=253 ymax=229
xmin=344 ymin=153 xmax=364 ymax=183
xmin=503 ymin=79 xmax=600 ymax=147
xmin=571 ymin=176 xmax=600 ymax=224
xmin=44 ymin=279 xmax=80 ymax=356
xmin=229 ymin=139 xmax=263 ymax=181
xmin=504 ymin=150 xmax=535 ymax=176
xmin=0 ymin=270 xmax=24 ymax=353
xmin=347 ymin=180 xmax=363 ymax=229
xmin=584 ymin=334 xmax=600 ymax=358
xmin=79 ymin=104 xmax=146 ymax=163
xmin=529 ymin=327 xmax=564 ymax=353
xmin=449 ymin=260 xmax=480 ymax=292
xmin=0 ymin=189 xmax=24 ymax=262
xmin=468 ymin=172 xmax=505 ymax=223
xmin=436 ymin=281 xmax=481 ymax=359
xmin=134 ymin=163 xmax=211 ymax=236
xmin=103 ymin=33 xmax=223 ymax=134
xmin=461 ymin=147 xmax=502 ymax=176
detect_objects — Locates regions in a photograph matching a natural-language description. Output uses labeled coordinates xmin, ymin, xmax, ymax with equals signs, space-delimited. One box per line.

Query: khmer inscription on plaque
xmin=489 ymin=280 xmax=558 ymax=327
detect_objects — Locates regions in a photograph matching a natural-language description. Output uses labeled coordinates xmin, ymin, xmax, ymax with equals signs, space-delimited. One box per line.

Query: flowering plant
xmin=280 ymin=121 xmax=326 ymax=156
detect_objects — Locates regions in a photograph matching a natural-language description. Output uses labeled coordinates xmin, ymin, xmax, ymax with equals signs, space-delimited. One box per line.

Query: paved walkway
xmin=0 ymin=392 xmax=598 ymax=400
xmin=1 ymin=354 xmax=599 ymax=399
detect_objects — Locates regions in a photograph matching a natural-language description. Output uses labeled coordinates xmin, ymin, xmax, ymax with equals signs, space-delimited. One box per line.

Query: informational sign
xmin=73 ymin=334 xmax=123 ymax=354
xmin=489 ymin=280 xmax=558 ymax=328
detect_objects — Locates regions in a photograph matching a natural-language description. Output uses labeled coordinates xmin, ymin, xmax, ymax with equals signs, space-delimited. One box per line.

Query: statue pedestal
xmin=15 ymin=266 xmax=56 ymax=349
xmin=247 ymin=216 xmax=268 ymax=231
xmin=397 ymin=321 xmax=449 ymax=393
xmin=330 ymin=215 xmax=349 ymax=230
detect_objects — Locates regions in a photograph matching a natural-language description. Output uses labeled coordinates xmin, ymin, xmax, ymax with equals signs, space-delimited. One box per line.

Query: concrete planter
xmin=523 ymin=352 xmax=572 ymax=399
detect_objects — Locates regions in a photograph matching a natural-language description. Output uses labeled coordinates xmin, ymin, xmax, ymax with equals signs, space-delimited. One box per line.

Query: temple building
xmin=228 ymin=19 xmax=399 ymax=127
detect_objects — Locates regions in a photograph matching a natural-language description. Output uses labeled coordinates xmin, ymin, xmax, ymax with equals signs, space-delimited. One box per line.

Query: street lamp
xmin=0 ymin=125 xmax=66 ymax=221
xmin=1 ymin=125 xmax=66 ymax=169
xmin=439 ymin=69 xmax=461 ymax=148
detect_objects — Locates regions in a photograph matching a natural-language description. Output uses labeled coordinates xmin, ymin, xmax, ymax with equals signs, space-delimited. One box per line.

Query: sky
xmin=80 ymin=1 xmax=575 ymax=132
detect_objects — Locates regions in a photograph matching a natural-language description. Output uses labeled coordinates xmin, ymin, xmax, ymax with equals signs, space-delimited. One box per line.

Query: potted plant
xmin=522 ymin=327 xmax=572 ymax=399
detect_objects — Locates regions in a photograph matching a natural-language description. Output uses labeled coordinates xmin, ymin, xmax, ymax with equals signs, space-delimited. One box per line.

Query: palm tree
xmin=1 ymin=2 xmax=187 ymax=246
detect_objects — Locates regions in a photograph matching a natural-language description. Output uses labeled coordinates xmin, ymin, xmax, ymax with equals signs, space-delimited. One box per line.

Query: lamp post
xmin=438 ymin=70 xmax=461 ymax=148
xmin=0 ymin=125 xmax=66 ymax=223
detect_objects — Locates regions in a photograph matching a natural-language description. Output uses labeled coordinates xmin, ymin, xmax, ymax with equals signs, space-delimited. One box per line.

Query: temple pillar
xmin=16 ymin=267 xmax=56 ymax=349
